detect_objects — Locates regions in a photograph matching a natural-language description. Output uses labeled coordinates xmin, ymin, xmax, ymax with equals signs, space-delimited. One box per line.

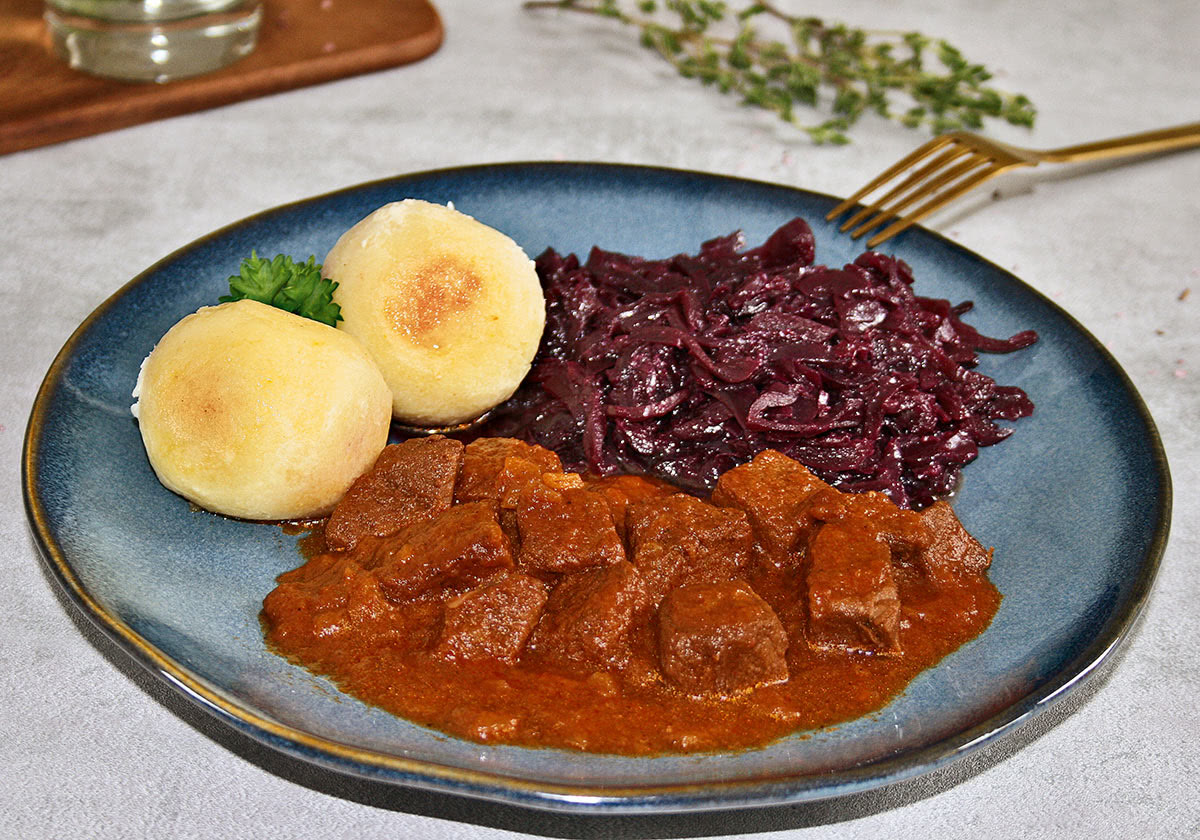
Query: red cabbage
xmin=479 ymin=217 xmax=1036 ymax=509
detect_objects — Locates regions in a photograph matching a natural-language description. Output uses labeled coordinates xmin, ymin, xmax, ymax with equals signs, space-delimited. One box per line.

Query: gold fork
xmin=826 ymin=122 xmax=1200 ymax=248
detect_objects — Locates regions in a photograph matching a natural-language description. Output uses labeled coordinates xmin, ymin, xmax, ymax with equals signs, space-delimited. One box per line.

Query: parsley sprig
xmin=525 ymin=0 xmax=1036 ymax=144
xmin=220 ymin=252 xmax=343 ymax=327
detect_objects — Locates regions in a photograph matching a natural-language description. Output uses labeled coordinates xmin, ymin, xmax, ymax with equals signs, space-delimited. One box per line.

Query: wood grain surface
xmin=0 ymin=0 xmax=443 ymax=155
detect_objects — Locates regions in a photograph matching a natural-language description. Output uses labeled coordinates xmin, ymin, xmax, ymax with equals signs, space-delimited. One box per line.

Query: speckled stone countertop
xmin=3 ymin=1 xmax=1197 ymax=837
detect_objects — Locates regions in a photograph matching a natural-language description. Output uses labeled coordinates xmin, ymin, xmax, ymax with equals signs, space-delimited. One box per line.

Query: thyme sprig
xmin=525 ymin=0 xmax=1036 ymax=144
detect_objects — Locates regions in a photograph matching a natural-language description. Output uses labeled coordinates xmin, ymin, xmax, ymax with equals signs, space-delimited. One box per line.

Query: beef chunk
xmin=805 ymin=487 xmax=930 ymax=561
xmin=433 ymin=573 xmax=548 ymax=664
xmin=263 ymin=552 xmax=403 ymax=645
xmin=581 ymin=475 xmax=678 ymax=540
xmin=916 ymin=501 xmax=993 ymax=583
xmin=526 ymin=561 xmax=649 ymax=673
xmin=627 ymin=542 xmax=690 ymax=608
xmin=455 ymin=437 xmax=563 ymax=508
xmin=806 ymin=520 xmax=901 ymax=654
xmin=325 ymin=436 xmax=463 ymax=551
xmin=628 ymin=494 xmax=753 ymax=566
xmin=711 ymin=449 xmax=830 ymax=566
xmin=657 ymin=580 xmax=789 ymax=695
xmin=627 ymin=494 xmax=752 ymax=604
xmin=516 ymin=475 xmax=625 ymax=574
xmin=371 ymin=501 xmax=514 ymax=600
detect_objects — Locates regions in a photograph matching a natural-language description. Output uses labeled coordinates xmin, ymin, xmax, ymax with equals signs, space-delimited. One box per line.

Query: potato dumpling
xmin=323 ymin=199 xmax=545 ymax=426
xmin=132 ymin=299 xmax=393 ymax=520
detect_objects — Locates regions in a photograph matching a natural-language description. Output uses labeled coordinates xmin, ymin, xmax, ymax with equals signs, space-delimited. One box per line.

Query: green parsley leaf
xmin=220 ymin=252 xmax=343 ymax=327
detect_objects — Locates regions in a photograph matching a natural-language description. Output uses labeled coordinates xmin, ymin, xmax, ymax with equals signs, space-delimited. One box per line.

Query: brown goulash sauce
xmin=262 ymin=436 xmax=999 ymax=755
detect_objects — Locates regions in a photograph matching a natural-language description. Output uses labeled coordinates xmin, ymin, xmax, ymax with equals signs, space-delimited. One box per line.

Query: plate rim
xmin=21 ymin=160 xmax=1173 ymax=813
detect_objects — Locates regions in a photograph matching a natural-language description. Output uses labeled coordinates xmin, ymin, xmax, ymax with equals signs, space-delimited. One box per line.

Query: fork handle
xmin=1040 ymin=121 xmax=1200 ymax=163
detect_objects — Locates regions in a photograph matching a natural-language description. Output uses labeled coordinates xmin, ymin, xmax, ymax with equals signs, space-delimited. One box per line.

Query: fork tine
xmin=836 ymin=144 xmax=974 ymax=232
xmin=847 ymin=153 xmax=993 ymax=240
xmin=864 ymin=164 xmax=1007 ymax=248
xmin=824 ymin=135 xmax=961 ymax=221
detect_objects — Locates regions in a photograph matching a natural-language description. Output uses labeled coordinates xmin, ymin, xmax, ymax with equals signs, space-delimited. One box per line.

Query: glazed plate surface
xmin=23 ymin=163 xmax=1170 ymax=813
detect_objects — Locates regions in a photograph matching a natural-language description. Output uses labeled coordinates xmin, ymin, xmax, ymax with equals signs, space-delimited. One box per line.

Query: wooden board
xmin=0 ymin=0 xmax=443 ymax=155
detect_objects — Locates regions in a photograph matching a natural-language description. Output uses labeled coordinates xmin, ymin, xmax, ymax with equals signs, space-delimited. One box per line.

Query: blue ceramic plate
xmin=23 ymin=163 xmax=1170 ymax=813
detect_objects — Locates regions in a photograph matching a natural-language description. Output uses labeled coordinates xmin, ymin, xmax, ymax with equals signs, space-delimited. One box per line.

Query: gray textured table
xmin=4 ymin=1 xmax=1197 ymax=837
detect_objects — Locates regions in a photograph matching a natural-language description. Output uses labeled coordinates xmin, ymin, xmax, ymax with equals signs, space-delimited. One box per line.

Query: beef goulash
xmin=262 ymin=435 xmax=1000 ymax=755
